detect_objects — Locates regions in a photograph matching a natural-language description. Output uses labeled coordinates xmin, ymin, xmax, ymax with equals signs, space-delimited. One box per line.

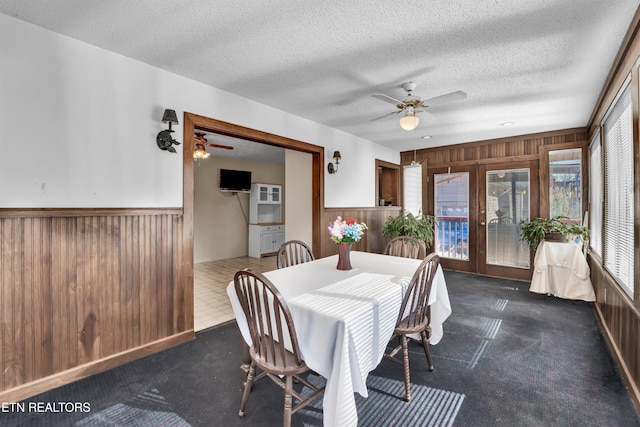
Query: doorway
xmin=428 ymin=160 xmax=538 ymax=280
xmin=182 ymin=112 xmax=325 ymax=331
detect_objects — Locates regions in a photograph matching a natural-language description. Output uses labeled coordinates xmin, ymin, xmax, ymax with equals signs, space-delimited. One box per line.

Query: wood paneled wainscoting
xmin=321 ymin=207 xmax=402 ymax=257
xmin=0 ymin=209 xmax=193 ymax=402
xmin=589 ymin=257 xmax=640 ymax=409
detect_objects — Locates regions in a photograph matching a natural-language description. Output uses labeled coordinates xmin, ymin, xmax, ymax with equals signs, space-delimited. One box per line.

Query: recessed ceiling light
xmin=501 ymin=122 xmax=515 ymax=127
xmin=421 ymin=135 xmax=432 ymax=139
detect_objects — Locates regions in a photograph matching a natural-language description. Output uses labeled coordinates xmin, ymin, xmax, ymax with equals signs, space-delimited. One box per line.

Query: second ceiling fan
xmin=193 ymin=132 xmax=233 ymax=159
xmin=371 ymin=81 xmax=467 ymax=130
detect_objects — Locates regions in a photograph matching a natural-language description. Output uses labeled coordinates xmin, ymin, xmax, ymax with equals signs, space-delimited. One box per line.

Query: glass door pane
xmin=434 ymin=172 xmax=469 ymax=260
xmin=486 ymin=169 xmax=530 ymax=268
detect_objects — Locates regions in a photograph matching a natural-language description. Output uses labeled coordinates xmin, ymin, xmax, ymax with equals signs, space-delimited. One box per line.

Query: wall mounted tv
xmin=219 ymin=169 xmax=252 ymax=193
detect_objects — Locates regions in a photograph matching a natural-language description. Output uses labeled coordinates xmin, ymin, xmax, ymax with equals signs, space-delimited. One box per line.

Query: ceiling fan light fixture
xmin=193 ymin=144 xmax=211 ymax=159
xmin=399 ymin=113 xmax=420 ymax=131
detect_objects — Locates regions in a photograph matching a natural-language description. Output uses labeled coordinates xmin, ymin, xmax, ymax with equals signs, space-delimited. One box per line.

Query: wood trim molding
xmin=0 ymin=331 xmax=193 ymax=403
xmin=588 ymin=6 xmax=640 ymax=133
xmin=538 ymin=141 xmax=589 ymax=219
xmin=415 ymin=128 xmax=588 ymax=155
xmin=0 ymin=208 xmax=183 ymax=218
xmin=375 ymin=159 xmax=401 ymax=207
xmin=427 ymin=154 xmax=540 ymax=168
xmin=181 ymin=112 xmax=325 ymax=258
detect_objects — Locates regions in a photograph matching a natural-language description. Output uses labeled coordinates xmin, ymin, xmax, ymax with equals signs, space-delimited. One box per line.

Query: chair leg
xmin=421 ymin=330 xmax=434 ymax=371
xmin=400 ymin=335 xmax=411 ymax=402
xmin=283 ymin=375 xmax=293 ymax=427
xmin=239 ymin=362 xmax=256 ymax=418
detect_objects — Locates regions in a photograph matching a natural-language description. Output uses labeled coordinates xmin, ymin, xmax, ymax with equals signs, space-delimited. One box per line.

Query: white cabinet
xmin=250 ymin=184 xmax=283 ymax=223
xmin=249 ymin=183 xmax=285 ymax=258
xmin=256 ymin=184 xmax=281 ymax=203
xmin=249 ymin=224 xmax=285 ymax=258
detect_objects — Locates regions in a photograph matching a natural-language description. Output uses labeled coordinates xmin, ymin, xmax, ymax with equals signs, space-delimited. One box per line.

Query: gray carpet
xmin=2 ymin=270 xmax=639 ymax=426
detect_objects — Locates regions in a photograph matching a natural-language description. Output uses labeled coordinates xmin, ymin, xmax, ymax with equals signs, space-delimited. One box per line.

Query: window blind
xmin=588 ymin=130 xmax=602 ymax=258
xmin=603 ymin=79 xmax=634 ymax=297
xmin=403 ymin=164 xmax=422 ymax=216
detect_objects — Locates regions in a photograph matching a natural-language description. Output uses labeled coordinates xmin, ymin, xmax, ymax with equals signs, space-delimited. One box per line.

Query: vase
xmin=337 ymin=243 xmax=352 ymax=270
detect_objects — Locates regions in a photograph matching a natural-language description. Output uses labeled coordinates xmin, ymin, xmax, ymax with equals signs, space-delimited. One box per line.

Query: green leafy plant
xmin=382 ymin=211 xmax=437 ymax=248
xmin=519 ymin=215 xmax=590 ymax=251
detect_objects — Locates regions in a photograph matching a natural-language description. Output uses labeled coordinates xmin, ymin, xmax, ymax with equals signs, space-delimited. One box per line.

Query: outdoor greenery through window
xmin=549 ymin=148 xmax=582 ymax=222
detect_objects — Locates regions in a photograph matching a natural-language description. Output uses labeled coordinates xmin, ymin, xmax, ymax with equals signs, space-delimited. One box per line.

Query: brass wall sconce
xmin=156 ymin=109 xmax=181 ymax=153
xmin=327 ymin=151 xmax=341 ymax=174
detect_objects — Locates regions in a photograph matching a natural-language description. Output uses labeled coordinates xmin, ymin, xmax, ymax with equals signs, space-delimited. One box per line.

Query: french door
xmin=428 ymin=161 xmax=538 ymax=280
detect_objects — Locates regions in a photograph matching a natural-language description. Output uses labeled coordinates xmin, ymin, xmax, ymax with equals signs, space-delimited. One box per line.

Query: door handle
xmin=480 ymin=209 xmax=485 ymax=215
xmin=480 ymin=221 xmax=486 ymax=226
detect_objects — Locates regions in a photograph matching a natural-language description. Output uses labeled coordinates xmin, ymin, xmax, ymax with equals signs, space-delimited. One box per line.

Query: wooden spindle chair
xmin=277 ymin=240 xmax=315 ymax=269
xmin=384 ymin=236 xmax=427 ymax=259
xmin=383 ymin=253 xmax=440 ymax=402
xmin=234 ymin=268 xmax=324 ymax=427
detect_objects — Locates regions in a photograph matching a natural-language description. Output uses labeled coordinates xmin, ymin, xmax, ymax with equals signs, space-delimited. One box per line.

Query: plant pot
xmin=544 ymin=231 xmax=567 ymax=242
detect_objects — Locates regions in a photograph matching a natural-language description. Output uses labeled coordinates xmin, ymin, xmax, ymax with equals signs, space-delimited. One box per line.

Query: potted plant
xmin=519 ymin=215 xmax=590 ymax=251
xmin=382 ymin=211 xmax=437 ymax=248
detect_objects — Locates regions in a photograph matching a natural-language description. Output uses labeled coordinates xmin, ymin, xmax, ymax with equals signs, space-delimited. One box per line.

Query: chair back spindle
xmin=384 ymin=236 xmax=427 ymax=259
xmin=234 ymin=269 xmax=304 ymax=367
xmin=396 ymin=253 xmax=440 ymax=330
xmin=277 ymin=240 xmax=315 ymax=269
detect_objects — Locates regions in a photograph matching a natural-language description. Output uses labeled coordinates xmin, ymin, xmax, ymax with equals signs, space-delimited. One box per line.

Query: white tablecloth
xmin=529 ymin=241 xmax=595 ymax=301
xmin=227 ymin=251 xmax=451 ymax=427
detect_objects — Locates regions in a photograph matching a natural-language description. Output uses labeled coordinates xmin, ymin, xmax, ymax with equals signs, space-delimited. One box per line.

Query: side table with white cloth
xmin=529 ymin=240 xmax=595 ymax=301
xmin=227 ymin=251 xmax=452 ymax=427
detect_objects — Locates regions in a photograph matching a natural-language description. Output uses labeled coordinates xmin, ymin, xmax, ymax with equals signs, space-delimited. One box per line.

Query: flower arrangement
xmin=328 ymin=216 xmax=367 ymax=245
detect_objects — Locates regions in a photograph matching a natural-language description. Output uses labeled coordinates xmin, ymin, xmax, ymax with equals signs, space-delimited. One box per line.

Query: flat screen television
xmin=219 ymin=169 xmax=252 ymax=193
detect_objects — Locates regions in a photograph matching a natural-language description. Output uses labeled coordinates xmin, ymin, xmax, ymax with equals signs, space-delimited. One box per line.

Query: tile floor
xmin=194 ymin=255 xmax=278 ymax=331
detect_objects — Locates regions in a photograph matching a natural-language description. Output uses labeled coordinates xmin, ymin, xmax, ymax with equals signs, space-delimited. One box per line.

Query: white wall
xmin=284 ymin=150 xmax=313 ymax=245
xmin=0 ymin=14 xmax=399 ymax=209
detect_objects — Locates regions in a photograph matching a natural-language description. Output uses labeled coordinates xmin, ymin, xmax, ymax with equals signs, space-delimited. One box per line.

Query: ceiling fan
xmin=193 ymin=132 xmax=233 ymax=159
xmin=371 ymin=82 xmax=467 ymax=130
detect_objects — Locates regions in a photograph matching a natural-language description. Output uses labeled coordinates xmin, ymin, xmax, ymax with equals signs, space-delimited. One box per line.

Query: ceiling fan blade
xmin=415 ymin=109 xmax=439 ymax=120
xmin=422 ymin=90 xmax=467 ymax=106
xmin=206 ymin=143 xmax=234 ymax=150
xmin=372 ymin=93 xmax=404 ymax=105
xmin=368 ymin=111 xmax=401 ymax=122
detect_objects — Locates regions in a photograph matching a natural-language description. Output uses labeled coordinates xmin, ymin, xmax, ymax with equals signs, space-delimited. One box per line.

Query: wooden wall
xmin=400 ymin=128 xmax=588 ymax=167
xmin=589 ymin=260 xmax=640 ymax=403
xmin=0 ymin=209 xmax=193 ymax=402
xmin=581 ymin=7 xmax=640 ymax=411
xmin=321 ymin=207 xmax=401 ymax=257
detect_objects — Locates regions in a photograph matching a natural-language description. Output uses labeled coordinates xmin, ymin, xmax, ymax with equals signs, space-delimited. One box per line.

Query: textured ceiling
xmin=1 ymin=0 xmax=638 ymax=151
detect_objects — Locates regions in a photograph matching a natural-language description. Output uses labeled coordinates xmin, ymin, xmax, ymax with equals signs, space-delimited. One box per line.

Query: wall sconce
xmin=156 ymin=109 xmax=181 ymax=153
xmin=327 ymin=151 xmax=341 ymax=174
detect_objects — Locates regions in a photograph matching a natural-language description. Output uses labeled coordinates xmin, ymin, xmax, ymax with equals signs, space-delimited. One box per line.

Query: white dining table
xmin=226 ymin=251 xmax=451 ymax=427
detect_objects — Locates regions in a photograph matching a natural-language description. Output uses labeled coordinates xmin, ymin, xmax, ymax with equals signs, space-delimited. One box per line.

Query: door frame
xmin=427 ymin=160 xmax=539 ymax=281
xmin=427 ymin=166 xmax=478 ymax=273
xmin=181 ymin=112 xmax=325 ymax=288
xmin=478 ymin=160 xmax=539 ymax=280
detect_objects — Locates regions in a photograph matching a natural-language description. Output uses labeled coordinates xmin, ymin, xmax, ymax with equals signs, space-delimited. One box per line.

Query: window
xmin=602 ymin=77 xmax=634 ymax=297
xmin=589 ymin=131 xmax=602 ymax=258
xmin=549 ymin=148 xmax=582 ymax=221
xmin=403 ymin=164 xmax=422 ymax=216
